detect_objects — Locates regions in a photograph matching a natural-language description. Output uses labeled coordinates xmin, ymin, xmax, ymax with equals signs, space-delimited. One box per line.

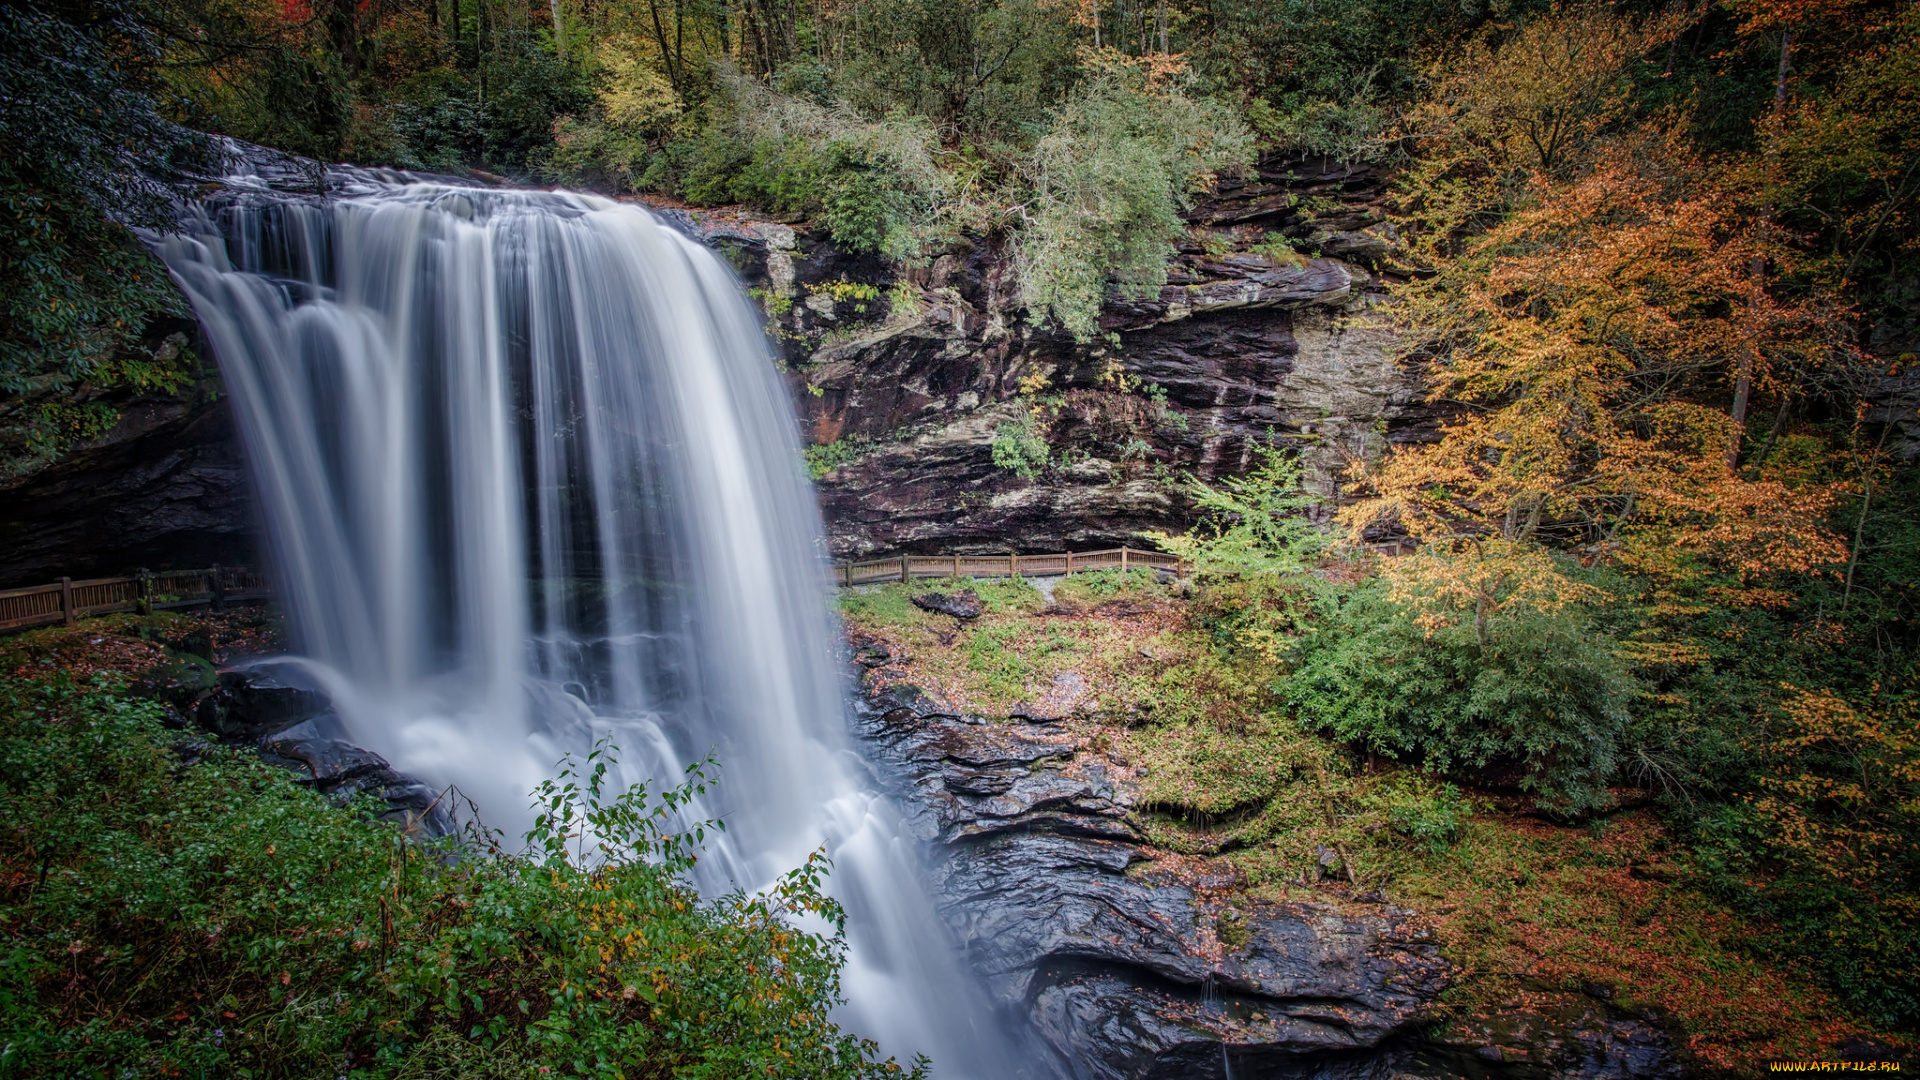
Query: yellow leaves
xmin=1073 ymin=45 xmax=1192 ymax=90
xmin=1354 ymin=124 xmax=1851 ymax=585
xmin=1391 ymin=2 xmax=1693 ymax=248
xmin=1381 ymin=538 xmax=1604 ymax=643
xmin=1616 ymin=638 xmax=1713 ymax=671
xmin=1749 ymin=688 xmax=1920 ymax=888
xmin=590 ymin=37 xmax=683 ymax=136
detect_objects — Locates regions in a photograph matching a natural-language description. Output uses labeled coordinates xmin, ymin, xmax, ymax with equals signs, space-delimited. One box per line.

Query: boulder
xmin=195 ymin=667 xmax=328 ymax=742
xmin=174 ymin=666 xmax=455 ymax=837
xmin=912 ymin=589 xmax=984 ymax=620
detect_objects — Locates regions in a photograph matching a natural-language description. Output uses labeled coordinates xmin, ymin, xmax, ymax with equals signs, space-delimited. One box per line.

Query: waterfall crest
xmin=153 ymin=172 xmax=1017 ymax=1076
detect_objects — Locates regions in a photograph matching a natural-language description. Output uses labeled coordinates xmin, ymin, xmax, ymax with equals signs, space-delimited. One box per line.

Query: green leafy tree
xmin=0 ymin=0 xmax=202 ymax=478
xmin=0 ymin=679 xmax=927 ymax=1078
xmin=1148 ymin=443 xmax=1325 ymax=577
xmin=1017 ymin=62 xmax=1253 ymax=338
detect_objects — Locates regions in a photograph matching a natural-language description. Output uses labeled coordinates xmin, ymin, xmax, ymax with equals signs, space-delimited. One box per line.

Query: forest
xmin=0 ymin=0 xmax=1916 ymax=1071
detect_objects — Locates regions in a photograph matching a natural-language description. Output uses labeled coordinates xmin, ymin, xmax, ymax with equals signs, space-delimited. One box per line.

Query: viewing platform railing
xmin=0 ymin=547 xmax=1185 ymax=635
xmin=0 ymin=566 xmax=271 ymax=634
xmin=836 ymin=546 xmax=1185 ymax=587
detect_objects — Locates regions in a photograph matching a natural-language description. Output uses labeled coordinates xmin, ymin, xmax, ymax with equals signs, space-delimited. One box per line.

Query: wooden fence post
xmin=1121 ymin=548 xmax=1130 ymax=570
xmin=900 ymin=554 xmax=910 ymax=583
xmin=1010 ymin=553 xmax=1017 ymax=578
xmin=952 ymin=553 xmax=960 ymax=579
xmin=136 ymin=568 xmax=152 ymax=616
xmin=59 ymin=577 xmax=74 ymax=625
xmin=1065 ymin=552 xmax=1074 ymax=574
xmin=211 ymin=564 xmax=226 ymax=614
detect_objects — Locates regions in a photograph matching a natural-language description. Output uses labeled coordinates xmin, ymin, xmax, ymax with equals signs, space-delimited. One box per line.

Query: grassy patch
xmin=1122 ymin=718 xmax=1322 ymax=820
xmin=1051 ymin=568 xmax=1165 ymax=610
xmin=838 ymin=578 xmax=1224 ymax=717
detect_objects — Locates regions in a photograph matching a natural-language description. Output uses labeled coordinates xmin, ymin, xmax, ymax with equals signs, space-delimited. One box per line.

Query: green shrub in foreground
xmin=0 ymin=680 xmax=920 ymax=1079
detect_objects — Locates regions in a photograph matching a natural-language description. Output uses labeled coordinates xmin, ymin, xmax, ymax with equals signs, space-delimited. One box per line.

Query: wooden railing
xmin=835 ymin=547 xmax=1185 ymax=587
xmin=1 ymin=547 xmax=1183 ymax=632
xmin=0 ymin=566 xmax=271 ymax=634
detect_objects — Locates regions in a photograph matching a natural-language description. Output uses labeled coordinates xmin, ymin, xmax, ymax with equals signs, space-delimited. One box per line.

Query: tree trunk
xmin=478 ymin=0 xmax=490 ymax=102
xmin=648 ymin=0 xmax=680 ymax=92
xmin=1843 ymin=422 xmax=1894 ymax=610
xmin=1729 ymin=28 xmax=1795 ymax=470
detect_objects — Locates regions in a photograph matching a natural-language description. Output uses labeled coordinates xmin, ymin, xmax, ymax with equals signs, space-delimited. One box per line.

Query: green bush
xmin=389 ymin=71 xmax=487 ymax=174
xmin=1361 ymin=774 xmax=1471 ymax=854
xmin=1285 ymin=581 xmax=1637 ymax=814
xmin=1695 ymin=801 xmax=1920 ymax=1031
xmin=990 ymin=412 xmax=1051 ymax=478
xmin=1149 ymin=444 xmax=1326 ymax=578
xmin=675 ymin=75 xmax=945 ymax=259
xmin=806 ymin=435 xmax=878 ymax=479
xmin=1017 ymin=68 xmax=1254 ymax=339
xmin=1189 ymin=573 xmax=1335 ymax=667
xmin=0 ymin=680 xmax=920 ymax=1078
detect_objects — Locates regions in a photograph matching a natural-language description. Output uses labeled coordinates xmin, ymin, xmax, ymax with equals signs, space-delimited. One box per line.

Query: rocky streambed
xmin=847 ymin=649 xmax=1684 ymax=1080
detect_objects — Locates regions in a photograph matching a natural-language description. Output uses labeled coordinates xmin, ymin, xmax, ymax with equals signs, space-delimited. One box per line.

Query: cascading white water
xmin=151 ymin=169 xmax=1020 ymax=1076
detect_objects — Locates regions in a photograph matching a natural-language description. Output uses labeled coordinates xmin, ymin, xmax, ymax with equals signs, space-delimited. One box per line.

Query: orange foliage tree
xmin=1348 ymin=100 xmax=1852 ymax=586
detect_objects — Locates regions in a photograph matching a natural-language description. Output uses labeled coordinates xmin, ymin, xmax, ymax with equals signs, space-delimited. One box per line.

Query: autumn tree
xmin=1347 ymin=6 xmax=1855 ymax=592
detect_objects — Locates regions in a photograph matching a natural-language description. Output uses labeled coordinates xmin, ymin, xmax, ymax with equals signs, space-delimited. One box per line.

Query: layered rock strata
xmin=663 ymin=155 xmax=1436 ymax=558
xmin=850 ymin=675 xmax=1450 ymax=1078
xmin=848 ymin=658 xmax=1683 ymax=1080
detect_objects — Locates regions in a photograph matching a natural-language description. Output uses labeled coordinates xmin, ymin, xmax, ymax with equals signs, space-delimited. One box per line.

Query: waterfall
xmin=151 ymin=168 xmax=1019 ymax=1077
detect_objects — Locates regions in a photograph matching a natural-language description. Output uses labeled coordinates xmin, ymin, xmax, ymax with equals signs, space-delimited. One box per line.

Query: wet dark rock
xmin=156 ymin=664 xmax=455 ymax=837
xmin=913 ymin=589 xmax=984 ymax=620
xmin=0 ymin=383 xmax=257 ymax=588
xmin=259 ymin=714 xmax=456 ymax=835
xmin=132 ymin=652 xmax=219 ymax=723
xmin=261 ymin=717 xmax=391 ymax=787
xmin=666 ymin=153 xmax=1435 ymax=559
xmin=196 ymin=668 xmax=327 ymax=742
xmin=1415 ymin=996 xmax=1682 ymax=1080
xmin=853 ymin=680 xmax=1683 ymax=1080
xmin=853 ymin=683 xmax=1451 ymax=1078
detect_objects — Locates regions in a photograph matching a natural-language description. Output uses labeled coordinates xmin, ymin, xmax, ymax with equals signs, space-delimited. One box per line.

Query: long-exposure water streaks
xmin=151 ymin=169 xmax=1020 ymax=1077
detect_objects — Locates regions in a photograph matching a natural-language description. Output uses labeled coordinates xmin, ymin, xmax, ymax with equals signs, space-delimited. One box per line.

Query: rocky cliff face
xmin=665 ymin=154 xmax=1437 ymax=559
xmin=852 ymin=679 xmax=1451 ymax=1079
xmin=0 ymin=375 xmax=258 ymax=588
xmin=0 ymin=152 xmax=1426 ymax=583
